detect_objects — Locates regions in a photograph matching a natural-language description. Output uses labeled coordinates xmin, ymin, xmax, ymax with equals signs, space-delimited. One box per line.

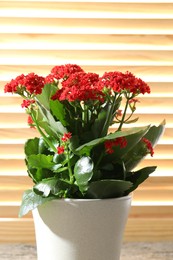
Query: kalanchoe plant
xmin=4 ymin=64 xmax=165 ymax=217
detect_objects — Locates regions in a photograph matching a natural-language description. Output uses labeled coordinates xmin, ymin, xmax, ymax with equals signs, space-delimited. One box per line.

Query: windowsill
xmin=0 ymin=242 xmax=173 ymax=260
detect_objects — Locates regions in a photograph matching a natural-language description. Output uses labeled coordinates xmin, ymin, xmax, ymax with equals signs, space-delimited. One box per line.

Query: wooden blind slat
xmin=1 ymin=218 xmax=173 ymax=243
xmin=0 ymin=177 xmax=172 ymax=203
xmin=1 ymin=65 xmax=173 ymax=82
xmin=0 ymin=127 xmax=170 ymax=143
xmin=1 ymin=34 xmax=173 ymax=51
xmin=0 ymin=113 xmax=173 ymax=127
xmin=1 ymin=18 xmax=173 ymax=35
xmin=1 ymin=204 xmax=173 ymax=219
xmin=1 ymin=50 xmax=173 ymax=66
xmin=1 ymin=95 xmax=173 ymax=110
xmin=1 ymin=2 xmax=173 ymax=18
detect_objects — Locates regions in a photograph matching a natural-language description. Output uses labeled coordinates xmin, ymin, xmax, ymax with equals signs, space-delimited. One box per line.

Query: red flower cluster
xmin=104 ymin=137 xmax=127 ymax=154
xmin=45 ymin=64 xmax=84 ymax=83
xmin=61 ymin=132 xmax=72 ymax=142
xmin=4 ymin=74 xmax=25 ymax=93
xmin=57 ymin=146 xmax=65 ymax=154
xmin=98 ymin=71 xmax=150 ymax=95
xmin=51 ymin=72 xmax=104 ymax=102
xmin=24 ymin=73 xmax=45 ymax=94
xmin=27 ymin=115 xmax=35 ymax=128
xmin=21 ymin=99 xmax=35 ymax=108
xmin=142 ymin=138 xmax=154 ymax=157
xmin=4 ymin=73 xmax=45 ymax=95
xmin=57 ymin=132 xmax=72 ymax=154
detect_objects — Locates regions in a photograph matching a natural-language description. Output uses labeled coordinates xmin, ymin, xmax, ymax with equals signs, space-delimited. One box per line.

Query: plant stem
xmin=66 ymin=149 xmax=74 ymax=184
xmin=100 ymin=94 xmax=117 ymax=137
xmin=82 ymin=103 xmax=88 ymax=129
xmin=31 ymin=112 xmax=57 ymax=153
xmin=117 ymin=96 xmax=129 ymax=131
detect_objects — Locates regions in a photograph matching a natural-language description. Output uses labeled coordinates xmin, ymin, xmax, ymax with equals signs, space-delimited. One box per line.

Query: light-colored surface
xmin=0 ymin=242 xmax=173 ymax=260
xmin=121 ymin=242 xmax=173 ymax=260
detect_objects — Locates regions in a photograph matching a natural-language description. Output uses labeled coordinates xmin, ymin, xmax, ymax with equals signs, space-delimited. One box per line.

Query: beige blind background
xmin=0 ymin=0 xmax=173 ymax=243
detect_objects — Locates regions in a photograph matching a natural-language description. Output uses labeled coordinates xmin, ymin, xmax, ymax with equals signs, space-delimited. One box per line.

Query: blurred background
xmin=0 ymin=0 xmax=173 ymax=243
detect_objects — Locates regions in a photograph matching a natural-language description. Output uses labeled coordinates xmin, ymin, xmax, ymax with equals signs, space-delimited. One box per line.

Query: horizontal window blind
xmin=0 ymin=0 xmax=173 ymax=243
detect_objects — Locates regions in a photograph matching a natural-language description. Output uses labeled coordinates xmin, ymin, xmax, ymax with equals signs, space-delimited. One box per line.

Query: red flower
xmin=113 ymin=137 xmax=127 ymax=149
xmin=4 ymin=73 xmax=45 ymax=95
xmin=142 ymin=138 xmax=154 ymax=157
xmin=4 ymin=74 xmax=25 ymax=93
xmin=105 ymin=137 xmax=127 ymax=154
xmin=104 ymin=140 xmax=114 ymax=154
xmin=61 ymin=132 xmax=72 ymax=142
xmin=51 ymin=72 xmax=104 ymax=102
xmin=27 ymin=115 xmax=35 ymax=128
xmin=49 ymin=64 xmax=84 ymax=81
xmin=24 ymin=73 xmax=45 ymax=95
xmin=44 ymin=74 xmax=55 ymax=84
xmin=57 ymin=146 xmax=65 ymax=154
xmin=21 ymin=99 xmax=35 ymax=108
xmin=98 ymin=71 xmax=150 ymax=95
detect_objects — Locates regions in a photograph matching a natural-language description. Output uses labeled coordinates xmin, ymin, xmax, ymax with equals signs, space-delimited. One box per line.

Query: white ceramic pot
xmin=32 ymin=195 xmax=131 ymax=260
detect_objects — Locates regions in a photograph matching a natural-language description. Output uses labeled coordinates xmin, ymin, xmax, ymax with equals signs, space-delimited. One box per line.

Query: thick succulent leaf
xmin=124 ymin=121 xmax=166 ymax=171
xmin=25 ymin=138 xmax=40 ymax=156
xmin=34 ymin=88 xmax=65 ymax=138
xmin=26 ymin=154 xmax=60 ymax=181
xmin=91 ymin=105 xmax=110 ymax=138
xmin=75 ymin=125 xmax=150 ymax=156
xmin=125 ymin=166 xmax=157 ymax=194
xmin=27 ymin=154 xmax=55 ymax=170
xmin=69 ymin=135 xmax=80 ymax=151
xmin=34 ymin=177 xmax=77 ymax=198
xmin=100 ymin=96 xmax=122 ymax=137
xmin=86 ymin=179 xmax=132 ymax=199
xmin=19 ymin=189 xmax=54 ymax=217
xmin=36 ymin=83 xmax=57 ymax=109
xmin=102 ymin=127 xmax=152 ymax=163
xmin=144 ymin=120 xmax=166 ymax=147
xmin=74 ymin=156 xmax=94 ymax=193
xmin=50 ymin=99 xmax=68 ymax=126
xmin=33 ymin=177 xmax=67 ymax=196
xmin=37 ymin=100 xmax=67 ymax=136
xmin=33 ymin=178 xmax=57 ymax=197
xmin=24 ymin=137 xmax=48 ymax=156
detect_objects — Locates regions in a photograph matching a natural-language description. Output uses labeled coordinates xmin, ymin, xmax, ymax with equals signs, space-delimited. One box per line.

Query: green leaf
xmin=27 ymin=154 xmax=55 ymax=170
xmin=86 ymin=179 xmax=132 ymax=199
xmin=125 ymin=166 xmax=157 ymax=194
xmin=24 ymin=137 xmax=48 ymax=156
xmin=74 ymin=156 xmax=94 ymax=192
xmin=50 ymin=99 xmax=68 ymax=126
xmin=91 ymin=109 xmax=108 ymax=138
xmin=37 ymin=101 xmax=67 ymax=136
xmin=19 ymin=189 xmax=54 ymax=217
xmin=144 ymin=120 xmax=166 ymax=147
xmin=25 ymin=138 xmax=39 ymax=156
xmin=124 ymin=121 xmax=166 ymax=171
xmin=33 ymin=177 xmax=59 ymax=197
xmin=34 ymin=177 xmax=76 ymax=198
xmin=36 ymin=83 xmax=57 ymax=109
xmin=75 ymin=125 xmax=150 ymax=156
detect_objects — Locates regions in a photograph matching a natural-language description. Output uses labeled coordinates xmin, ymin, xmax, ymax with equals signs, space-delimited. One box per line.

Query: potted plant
xmin=4 ymin=64 xmax=165 ymax=260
